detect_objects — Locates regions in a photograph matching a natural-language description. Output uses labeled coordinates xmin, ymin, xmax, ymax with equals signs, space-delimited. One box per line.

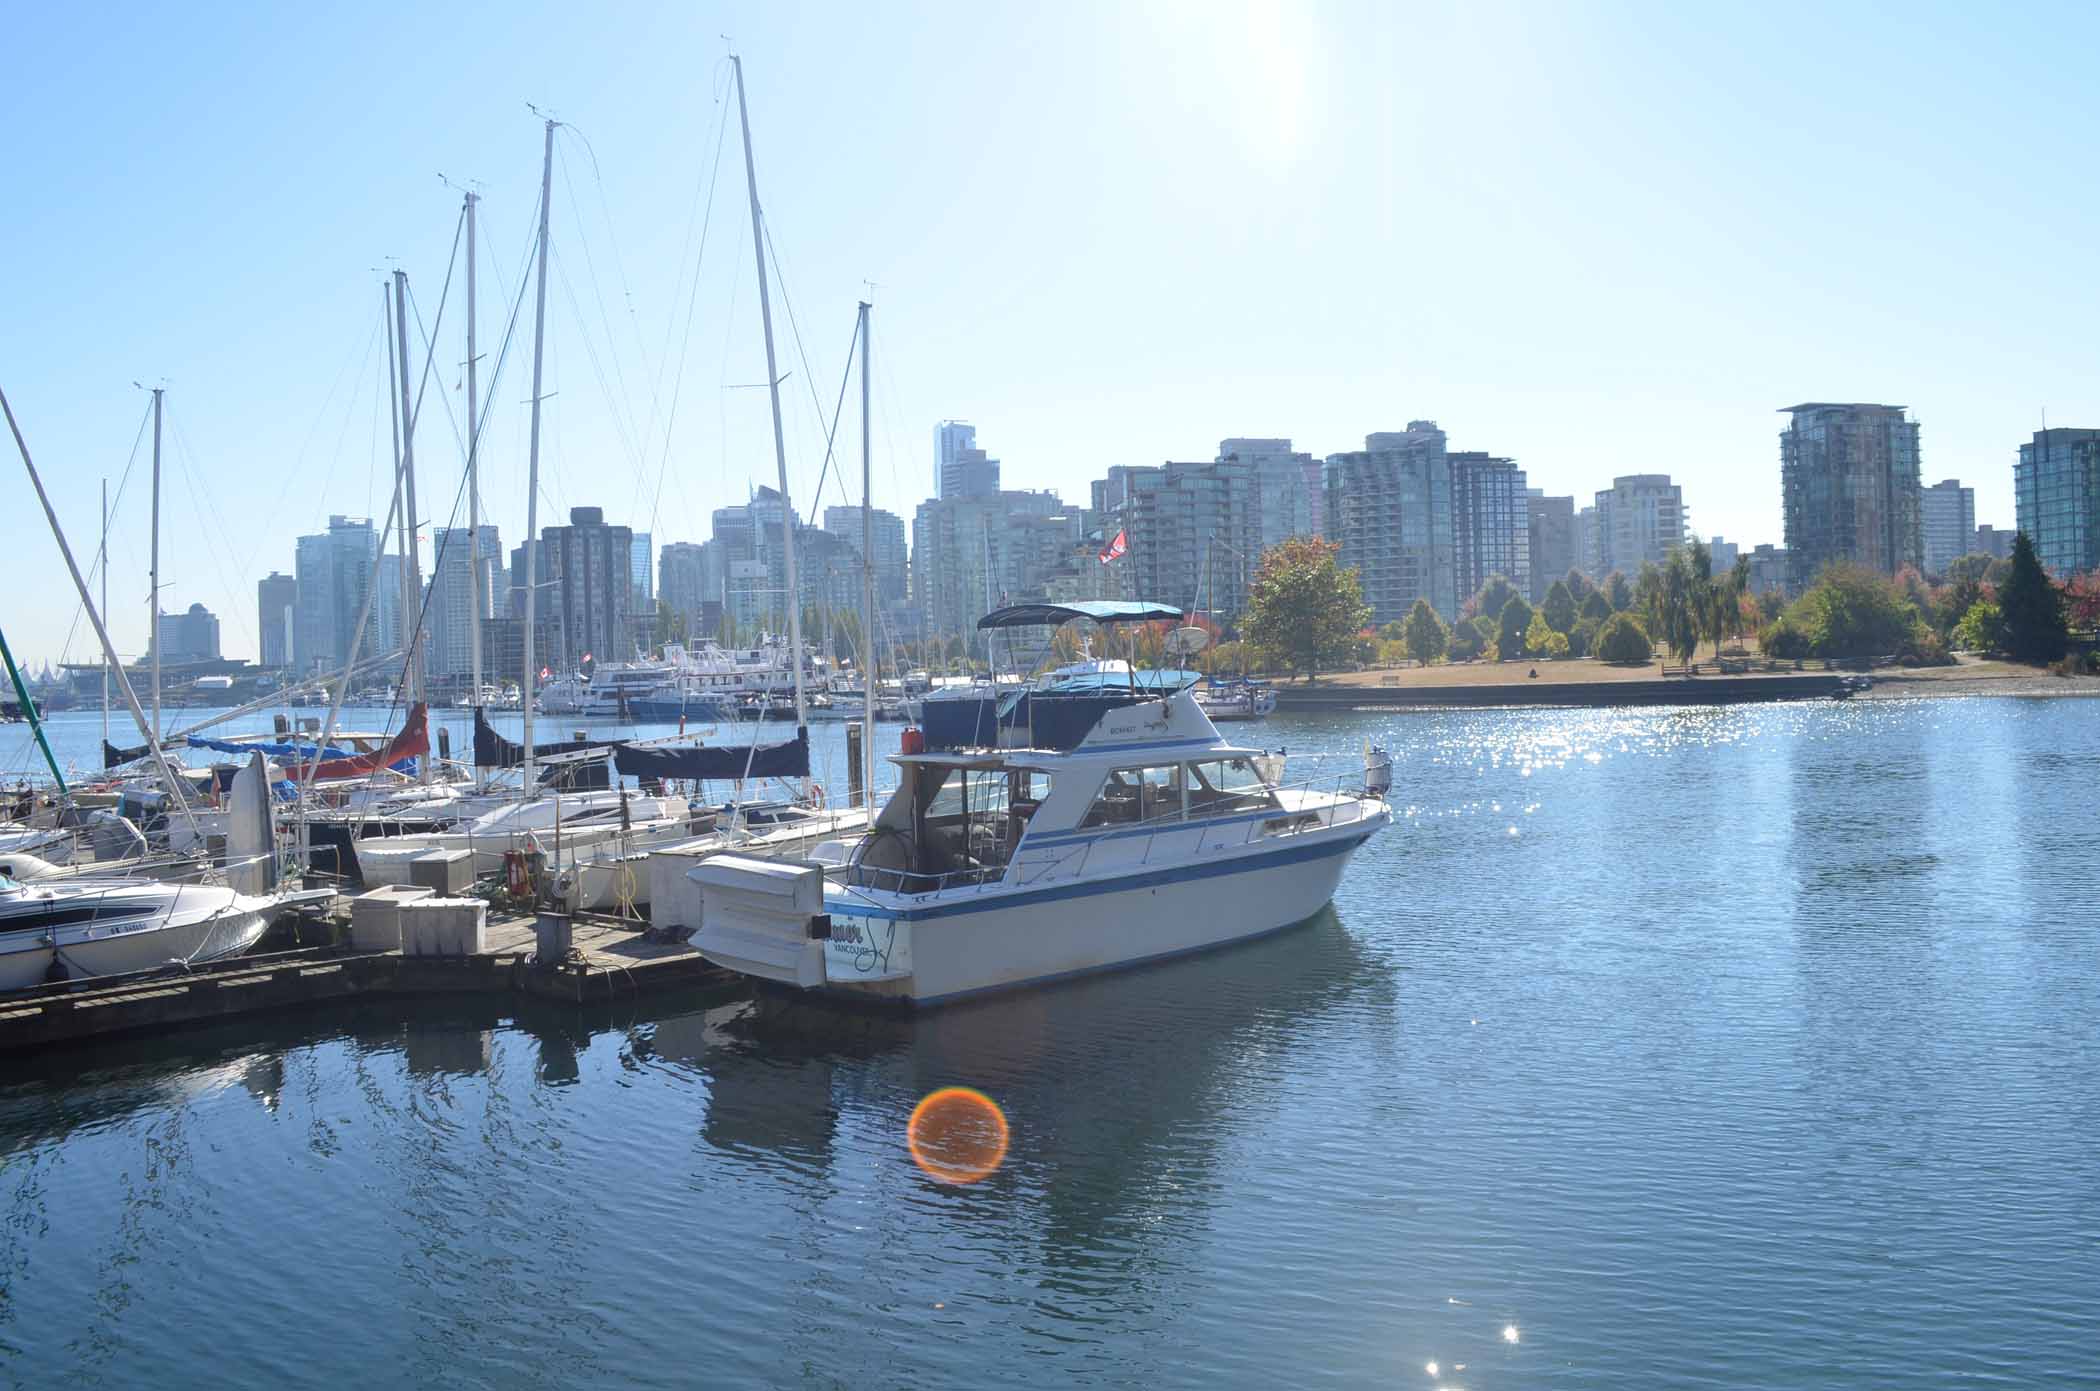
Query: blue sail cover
xmin=614 ymin=727 xmax=809 ymax=782
xmin=184 ymin=732 xmax=417 ymax=776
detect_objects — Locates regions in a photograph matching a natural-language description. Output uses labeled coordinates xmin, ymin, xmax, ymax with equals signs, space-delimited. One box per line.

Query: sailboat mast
xmin=99 ymin=476 xmax=109 ymax=746
xmin=858 ymin=300 xmax=877 ymax=812
xmin=465 ymin=190 xmax=484 ymax=705
xmin=731 ymin=54 xmax=808 ymax=729
xmin=2 ymin=387 xmax=199 ymax=841
xmin=391 ymin=270 xmax=427 ymax=784
xmin=522 ymin=116 xmax=556 ymax=787
xmin=149 ymin=386 xmax=163 ymax=742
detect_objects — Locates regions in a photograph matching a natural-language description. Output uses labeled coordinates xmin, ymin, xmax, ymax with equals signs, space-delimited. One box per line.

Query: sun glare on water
xmin=908 ymin=1087 xmax=1011 ymax=1185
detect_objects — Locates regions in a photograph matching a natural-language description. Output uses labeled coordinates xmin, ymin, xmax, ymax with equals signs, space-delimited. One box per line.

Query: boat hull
xmin=0 ymin=890 xmax=275 ymax=993
xmin=822 ymin=823 xmax=1379 ymax=1006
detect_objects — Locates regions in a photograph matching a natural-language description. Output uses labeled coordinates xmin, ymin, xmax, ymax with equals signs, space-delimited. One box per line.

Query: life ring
xmin=808 ymin=781 xmax=826 ymax=810
xmin=505 ymin=850 xmax=532 ymax=897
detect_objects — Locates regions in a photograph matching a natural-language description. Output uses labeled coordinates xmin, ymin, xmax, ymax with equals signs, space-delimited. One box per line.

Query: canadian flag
xmin=1098 ymin=528 xmax=1128 ymax=564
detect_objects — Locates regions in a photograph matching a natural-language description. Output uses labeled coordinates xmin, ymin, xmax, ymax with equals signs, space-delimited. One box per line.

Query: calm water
xmin=2 ymin=696 xmax=2097 ymax=1387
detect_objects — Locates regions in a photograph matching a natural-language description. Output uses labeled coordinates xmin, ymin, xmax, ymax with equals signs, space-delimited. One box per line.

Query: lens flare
xmin=908 ymin=1087 xmax=1010 ymax=1184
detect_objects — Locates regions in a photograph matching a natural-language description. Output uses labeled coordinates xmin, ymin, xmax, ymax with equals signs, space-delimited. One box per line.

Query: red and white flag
xmin=1098 ymin=528 xmax=1128 ymax=564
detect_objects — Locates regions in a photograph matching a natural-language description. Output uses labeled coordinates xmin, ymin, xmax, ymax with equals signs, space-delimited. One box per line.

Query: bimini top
xmin=977 ymin=600 xmax=1183 ymax=630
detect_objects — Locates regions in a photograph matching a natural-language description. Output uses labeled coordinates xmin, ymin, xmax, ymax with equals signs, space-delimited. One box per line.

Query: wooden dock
xmin=0 ymin=909 xmax=730 ymax=1052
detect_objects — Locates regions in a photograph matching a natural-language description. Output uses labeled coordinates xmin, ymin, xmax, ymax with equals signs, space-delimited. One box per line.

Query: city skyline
xmin=10 ymin=2 xmax=2098 ymax=665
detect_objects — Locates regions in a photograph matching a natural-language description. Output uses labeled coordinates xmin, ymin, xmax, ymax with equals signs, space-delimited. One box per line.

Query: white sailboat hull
xmin=0 ymin=887 xmax=276 ymax=993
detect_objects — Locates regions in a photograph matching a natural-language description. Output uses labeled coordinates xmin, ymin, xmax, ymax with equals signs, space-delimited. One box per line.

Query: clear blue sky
xmin=7 ymin=1 xmax=2097 ymax=665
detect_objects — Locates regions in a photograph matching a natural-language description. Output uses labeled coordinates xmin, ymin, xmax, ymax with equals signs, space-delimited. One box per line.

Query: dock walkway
xmin=0 ymin=911 xmax=728 ymax=1052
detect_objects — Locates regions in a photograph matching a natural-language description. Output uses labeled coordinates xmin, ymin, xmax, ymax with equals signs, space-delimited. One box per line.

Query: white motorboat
xmin=553 ymin=799 xmax=875 ymax=913
xmin=351 ymin=787 xmax=692 ymax=886
xmin=693 ymin=600 xmax=1392 ymax=1006
xmin=1193 ymin=677 xmax=1278 ymax=723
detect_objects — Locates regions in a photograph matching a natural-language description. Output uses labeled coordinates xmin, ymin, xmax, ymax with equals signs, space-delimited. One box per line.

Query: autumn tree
xmin=1240 ymin=537 xmax=1371 ymax=681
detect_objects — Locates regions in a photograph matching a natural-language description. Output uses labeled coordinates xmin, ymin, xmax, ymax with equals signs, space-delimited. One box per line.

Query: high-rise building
xmin=630 ymin=533 xmax=654 ymax=611
xmin=935 ymin=421 xmax=999 ymax=499
xmin=428 ymin=525 xmax=502 ymax=682
xmin=1746 ymin=543 xmax=1789 ymax=597
xmin=823 ymin=505 xmax=910 ymax=607
xmin=1708 ymin=537 xmax=1740 ymax=573
xmin=1323 ymin=423 xmax=1455 ymax=624
xmin=1449 ymin=451 xmax=1529 ymax=601
xmin=1593 ymin=475 xmax=1687 ymax=576
xmin=1972 ymin=524 xmax=2016 ymax=561
xmin=1091 ymin=456 xmax=1261 ymax=622
xmin=257 ymin=572 xmax=296 ymax=669
xmin=1525 ymin=492 xmax=1576 ymax=600
xmin=507 ymin=539 xmax=544 ymax=620
xmin=293 ymin=515 xmax=378 ymax=674
xmin=912 ymin=490 xmax=1071 ymax=644
xmin=2014 ymin=428 xmax=2100 ymax=575
xmin=1577 ymin=505 xmax=1601 ymax=577
xmin=1780 ymin=403 xmax=1923 ymax=587
xmin=1218 ymin=438 xmax=1321 ymax=550
xmin=1918 ymin=480 xmax=1976 ymax=577
xmin=541 ymin=506 xmax=635 ymax=669
xmin=658 ymin=542 xmax=708 ymax=628
xmin=152 ymin=603 xmax=221 ymax=663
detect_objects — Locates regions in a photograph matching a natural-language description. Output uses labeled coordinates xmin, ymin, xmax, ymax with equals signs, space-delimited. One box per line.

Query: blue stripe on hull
xmin=831 ymin=828 xmax=1373 ymax=924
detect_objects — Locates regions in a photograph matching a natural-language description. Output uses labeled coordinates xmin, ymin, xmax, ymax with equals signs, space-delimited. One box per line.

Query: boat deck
xmin=0 ymin=904 xmax=729 ymax=1052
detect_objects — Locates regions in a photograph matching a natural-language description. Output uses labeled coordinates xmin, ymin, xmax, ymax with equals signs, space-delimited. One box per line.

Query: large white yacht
xmin=693 ymin=601 xmax=1392 ymax=1006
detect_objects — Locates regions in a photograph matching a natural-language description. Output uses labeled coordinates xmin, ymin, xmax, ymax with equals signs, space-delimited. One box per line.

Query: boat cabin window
xmin=1187 ymin=758 xmax=1282 ymax=815
xmin=856 ymin=763 xmax=1051 ymax=891
xmin=1079 ymin=765 xmax=1187 ymax=827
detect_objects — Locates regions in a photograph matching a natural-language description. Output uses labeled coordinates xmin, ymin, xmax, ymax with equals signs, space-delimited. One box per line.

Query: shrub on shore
xmin=1594 ymin=612 xmax=1653 ymax=663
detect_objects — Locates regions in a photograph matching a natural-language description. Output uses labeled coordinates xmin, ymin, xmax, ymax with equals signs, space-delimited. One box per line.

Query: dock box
xmin=348 ymin=883 xmax=437 ymax=951
xmin=400 ymin=897 xmax=489 ymax=957
xmin=408 ymin=848 xmax=475 ymax=895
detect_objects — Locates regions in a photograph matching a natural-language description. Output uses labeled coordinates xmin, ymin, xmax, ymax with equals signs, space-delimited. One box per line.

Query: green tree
xmin=1952 ymin=598 xmax=2005 ymax=653
xmin=1448 ymin=618 xmax=1486 ymax=661
xmin=1659 ymin=550 xmax=1701 ymax=663
xmin=1603 ymin=570 xmax=1633 ymax=612
xmin=1240 ymin=537 xmax=1372 ymax=680
xmin=1379 ymin=619 xmax=1407 ymax=643
xmin=1471 ymin=614 xmax=1501 ymax=661
xmin=1469 ymin=573 xmax=1519 ymax=623
xmin=1999 ymin=532 xmax=2069 ymax=663
xmin=1781 ymin=563 xmax=1922 ymax=658
xmin=1761 ymin=618 xmax=1811 ymax=659
xmin=1541 ymin=579 xmax=1577 ymax=635
xmin=1562 ymin=568 xmax=1597 ymax=605
xmin=1524 ymin=609 xmax=1568 ymax=658
xmin=1496 ymin=595 xmax=1534 ymax=661
xmin=1402 ymin=597 xmax=1449 ymax=665
xmin=1594 ymin=612 xmax=1653 ymax=662
xmin=1579 ymin=589 xmax=1612 ymax=626
xmin=1634 ymin=561 xmax=1665 ymax=633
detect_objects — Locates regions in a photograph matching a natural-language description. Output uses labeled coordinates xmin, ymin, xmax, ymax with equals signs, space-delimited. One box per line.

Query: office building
xmin=822 ymin=504 xmax=910 ymax=607
xmin=1449 ymin=451 xmax=1529 ymax=601
xmin=257 ymin=573 xmax=296 ymax=669
xmin=541 ymin=506 xmax=635 ymax=669
xmin=912 ymin=489 xmax=1072 ymax=644
xmin=1919 ymin=480 xmax=1976 ymax=577
xmin=1780 ymin=403 xmax=1923 ymax=587
xmin=428 ymin=525 xmax=503 ymax=682
xmin=1576 ymin=506 xmax=1601 ymax=578
xmin=1323 ymin=423 xmax=1455 ymax=624
xmin=2014 ymin=428 xmax=2100 ymax=575
xmin=1526 ymin=492 xmax=1576 ymax=600
xmin=1593 ymin=474 xmax=1687 ymax=576
xmin=1218 ymin=438 xmax=1322 ymax=549
xmin=935 ymin=421 xmax=1000 ymax=500
xmin=1746 ymin=544 xmax=1789 ymax=597
xmin=1708 ymin=537 xmax=1740 ymax=573
xmin=153 ymin=603 xmax=221 ymax=663
xmin=1972 ymin=524 xmax=2016 ymax=561
xmin=658 ymin=542 xmax=708 ymax=627
xmin=1091 ymin=456 xmax=1260 ymax=622
xmin=630 ymin=533 xmax=654 ymax=612
xmin=293 ymin=515 xmax=378 ymax=674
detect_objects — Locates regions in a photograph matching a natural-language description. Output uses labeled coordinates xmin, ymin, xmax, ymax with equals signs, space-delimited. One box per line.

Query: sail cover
xmin=614 ymin=727 xmax=808 ymax=782
xmin=308 ymin=703 xmax=430 ymax=780
xmin=472 ymin=708 xmax=613 ymax=768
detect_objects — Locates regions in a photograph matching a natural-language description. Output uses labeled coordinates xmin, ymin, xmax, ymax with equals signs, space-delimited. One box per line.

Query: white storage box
xmin=400 ymin=897 xmax=489 ymax=957
xmin=348 ymin=883 xmax=437 ymax=951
